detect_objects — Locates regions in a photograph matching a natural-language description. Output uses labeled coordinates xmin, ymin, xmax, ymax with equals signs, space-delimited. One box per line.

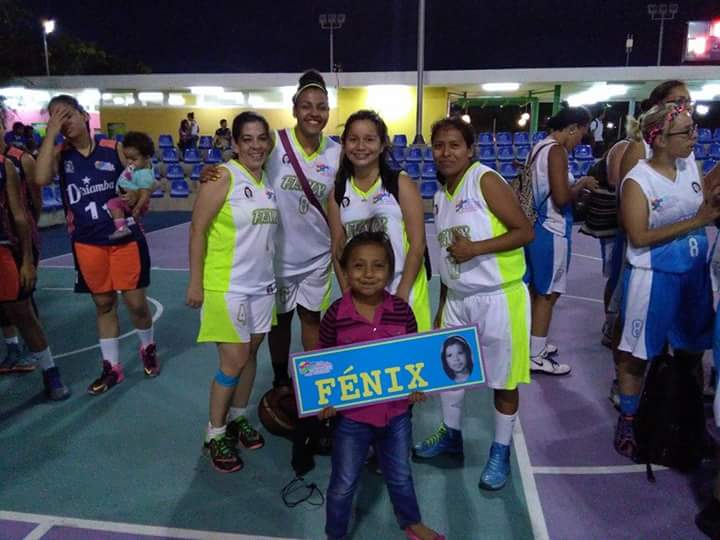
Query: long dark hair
xmin=334 ymin=110 xmax=398 ymax=205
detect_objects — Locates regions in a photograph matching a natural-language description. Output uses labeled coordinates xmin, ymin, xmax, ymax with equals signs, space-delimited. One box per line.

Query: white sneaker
xmin=544 ymin=344 xmax=558 ymax=356
xmin=530 ymin=352 xmax=571 ymax=376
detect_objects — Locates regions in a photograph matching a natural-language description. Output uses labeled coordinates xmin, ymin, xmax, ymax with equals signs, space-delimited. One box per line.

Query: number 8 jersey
xmin=622 ymin=159 xmax=706 ymax=273
xmin=58 ymin=139 xmax=138 ymax=245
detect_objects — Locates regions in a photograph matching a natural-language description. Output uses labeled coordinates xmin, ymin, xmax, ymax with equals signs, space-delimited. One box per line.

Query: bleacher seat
xmin=515 ymin=145 xmax=531 ymax=160
xmin=392 ymin=135 xmax=408 ymax=147
xmin=391 ymin=146 xmax=406 ymax=163
xmin=204 ymin=148 xmax=223 ymax=164
xmin=569 ymin=161 xmax=581 ymax=178
xmin=477 ymin=146 xmax=496 ymax=160
xmin=714 ymin=128 xmax=720 ymax=142
xmin=190 ymin=164 xmax=203 ymax=182
xmin=709 ymin=143 xmax=720 ymax=160
xmin=532 ymin=131 xmax=547 ymax=145
xmin=476 ymin=132 xmax=494 ymax=146
xmin=421 ymin=162 xmax=437 ymax=179
xmin=495 ymin=132 xmax=512 ymax=146
xmin=703 ymin=159 xmax=718 ymax=176
xmin=420 ymin=180 xmax=438 ymax=199
xmin=151 ymin=186 xmax=165 ymax=198
xmin=184 ymin=148 xmax=201 ymax=164
xmin=579 ymin=160 xmax=593 ymax=176
xmin=114 ymin=133 xmax=125 ymax=143
xmin=198 ymin=136 xmax=213 ymax=150
xmin=422 ymin=147 xmax=433 ymax=162
xmin=405 ymin=147 xmax=423 ymax=162
xmin=93 ymin=133 xmax=107 ymax=144
xmin=41 ymin=186 xmax=61 ymax=211
xmin=387 ymin=157 xmax=403 ymax=172
xmin=499 ymin=162 xmax=518 ymax=179
xmin=497 ymin=147 xmax=514 ymax=162
xmin=166 ymin=164 xmax=185 ymax=181
xmin=573 ymin=145 xmax=593 ymax=161
xmin=158 ymin=134 xmax=174 ymax=148
xmin=162 ymin=148 xmax=179 ymax=163
xmin=513 ymin=132 xmax=530 ymax=146
xmin=698 ymin=128 xmax=712 ymax=144
xmin=170 ymin=180 xmax=190 ymax=198
xmin=480 ymin=160 xmax=497 ymax=170
xmin=405 ymin=162 xmax=421 ymax=179
xmin=694 ymin=144 xmax=708 ymax=160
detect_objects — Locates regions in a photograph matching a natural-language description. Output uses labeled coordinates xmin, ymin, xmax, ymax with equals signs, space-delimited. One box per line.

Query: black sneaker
xmin=87 ymin=361 xmax=124 ymax=395
xmin=42 ymin=366 xmax=71 ymax=401
xmin=226 ymin=417 xmax=265 ymax=450
xmin=205 ymin=435 xmax=244 ymax=473
xmin=696 ymin=498 xmax=720 ymax=538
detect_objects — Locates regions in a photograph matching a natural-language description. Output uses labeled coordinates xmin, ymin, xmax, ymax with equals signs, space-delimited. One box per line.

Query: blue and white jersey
xmin=58 ymin=139 xmax=141 ymax=245
xmin=622 ymin=159 xmax=706 ymax=273
xmin=530 ymin=138 xmax=573 ymax=237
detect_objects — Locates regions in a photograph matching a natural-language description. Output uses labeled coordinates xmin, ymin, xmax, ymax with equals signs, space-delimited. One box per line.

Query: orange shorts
xmin=73 ymin=239 xmax=150 ymax=294
xmin=0 ymin=245 xmax=22 ymax=302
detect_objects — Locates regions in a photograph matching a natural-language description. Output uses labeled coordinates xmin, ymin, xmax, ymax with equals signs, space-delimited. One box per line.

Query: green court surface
xmin=0 ymin=267 xmax=535 ymax=540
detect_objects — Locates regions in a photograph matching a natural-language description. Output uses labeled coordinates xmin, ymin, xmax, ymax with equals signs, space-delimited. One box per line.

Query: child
xmin=318 ymin=231 xmax=444 ymax=540
xmin=441 ymin=336 xmax=473 ymax=383
xmin=107 ymin=131 xmax=154 ymax=240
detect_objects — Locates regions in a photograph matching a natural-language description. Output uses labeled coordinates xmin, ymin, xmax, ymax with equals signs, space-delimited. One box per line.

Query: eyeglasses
xmin=666 ymin=124 xmax=698 ymax=138
xmin=664 ymin=97 xmax=695 ymax=113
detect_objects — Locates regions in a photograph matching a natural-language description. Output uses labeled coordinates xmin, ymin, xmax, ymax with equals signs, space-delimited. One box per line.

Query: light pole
xmin=42 ymin=19 xmax=55 ymax=77
xmin=318 ymin=13 xmax=345 ymax=73
xmin=625 ymin=33 xmax=634 ymax=66
xmin=647 ymin=4 xmax=678 ymax=66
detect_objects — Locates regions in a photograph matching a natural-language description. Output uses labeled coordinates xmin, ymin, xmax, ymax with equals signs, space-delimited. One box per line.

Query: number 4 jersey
xmin=622 ymin=159 xmax=706 ymax=273
xmin=59 ymin=139 xmax=140 ymax=245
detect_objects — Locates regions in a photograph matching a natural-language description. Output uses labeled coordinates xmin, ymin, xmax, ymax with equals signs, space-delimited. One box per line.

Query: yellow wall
xmin=99 ymin=86 xmax=449 ymax=144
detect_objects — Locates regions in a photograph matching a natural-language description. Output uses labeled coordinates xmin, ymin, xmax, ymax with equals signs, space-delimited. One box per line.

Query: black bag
xmin=579 ymin=158 xmax=618 ymax=238
xmin=634 ymin=353 xmax=706 ymax=482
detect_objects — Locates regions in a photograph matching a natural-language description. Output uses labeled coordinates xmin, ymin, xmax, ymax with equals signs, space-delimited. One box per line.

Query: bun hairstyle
xmin=626 ymin=102 xmax=686 ymax=146
xmin=293 ymin=69 xmax=328 ymax=104
xmin=546 ymin=107 xmax=591 ymax=132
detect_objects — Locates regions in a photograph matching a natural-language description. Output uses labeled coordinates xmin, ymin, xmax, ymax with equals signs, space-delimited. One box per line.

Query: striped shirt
xmin=319 ymin=290 xmax=417 ymax=427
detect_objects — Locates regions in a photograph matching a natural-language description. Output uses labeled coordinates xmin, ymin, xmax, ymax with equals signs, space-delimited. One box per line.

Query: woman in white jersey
xmin=413 ymin=117 xmax=534 ymax=491
xmin=524 ymin=107 xmax=598 ymax=375
xmin=265 ymin=70 xmax=342 ymax=390
xmin=186 ymin=112 xmax=277 ymax=473
xmin=327 ymin=110 xmax=431 ymax=330
xmin=613 ymin=103 xmax=718 ymax=458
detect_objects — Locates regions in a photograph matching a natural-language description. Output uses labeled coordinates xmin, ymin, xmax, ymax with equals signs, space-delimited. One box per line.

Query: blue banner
xmin=290 ymin=325 xmax=484 ymax=417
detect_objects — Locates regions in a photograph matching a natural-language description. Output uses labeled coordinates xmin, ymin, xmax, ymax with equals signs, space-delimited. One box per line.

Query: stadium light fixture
xmin=42 ymin=19 xmax=55 ymax=77
xmin=319 ymin=13 xmax=346 ymax=72
xmin=696 ymin=104 xmax=710 ymax=116
xmin=461 ymin=114 xmax=471 ymax=123
xmin=647 ymin=4 xmax=678 ymax=65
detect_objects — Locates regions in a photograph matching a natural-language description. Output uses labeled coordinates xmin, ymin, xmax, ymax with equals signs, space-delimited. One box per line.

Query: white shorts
xmin=442 ymin=282 xmax=531 ymax=390
xmin=198 ymin=291 xmax=274 ymax=343
xmin=275 ymin=264 xmax=332 ymax=314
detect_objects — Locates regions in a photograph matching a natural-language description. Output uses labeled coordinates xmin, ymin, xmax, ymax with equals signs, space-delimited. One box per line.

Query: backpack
xmin=334 ymin=170 xmax=433 ymax=280
xmin=511 ymin=141 xmax=557 ymax=225
xmin=633 ymin=353 xmax=706 ymax=482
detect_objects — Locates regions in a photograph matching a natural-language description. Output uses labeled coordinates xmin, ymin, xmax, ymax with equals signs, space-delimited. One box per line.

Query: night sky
xmin=23 ymin=0 xmax=720 ymax=73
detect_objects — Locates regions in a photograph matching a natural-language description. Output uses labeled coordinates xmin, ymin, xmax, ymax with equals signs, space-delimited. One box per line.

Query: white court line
xmin=1 ymin=510 xmax=299 ymax=540
xmin=532 ymin=464 xmax=667 ymax=475
xmin=22 ymin=523 xmax=52 ymax=540
xmin=513 ymin=418 xmax=550 ymax=540
xmin=37 ymin=289 xmax=165 ymax=360
xmin=573 ymin=253 xmax=602 ymax=262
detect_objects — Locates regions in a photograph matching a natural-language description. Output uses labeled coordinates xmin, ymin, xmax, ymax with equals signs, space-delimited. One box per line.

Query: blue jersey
xmin=58 ymin=139 xmax=142 ymax=245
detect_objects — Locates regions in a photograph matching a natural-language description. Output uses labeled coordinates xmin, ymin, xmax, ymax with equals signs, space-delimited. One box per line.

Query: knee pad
xmin=214 ymin=369 xmax=239 ymax=388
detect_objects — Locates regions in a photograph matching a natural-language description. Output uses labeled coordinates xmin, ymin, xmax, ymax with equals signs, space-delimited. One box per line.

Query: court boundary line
xmin=513 ymin=418 xmax=550 ymax=540
xmin=0 ymin=510 xmax=299 ymax=540
xmin=573 ymin=253 xmax=602 ymax=262
xmin=532 ymin=464 xmax=667 ymax=475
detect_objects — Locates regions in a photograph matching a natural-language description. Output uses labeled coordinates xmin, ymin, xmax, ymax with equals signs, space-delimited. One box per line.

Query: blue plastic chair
xmin=166 ymin=163 xmax=185 ymax=180
xmin=93 ymin=133 xmax=107 ymax=144
xmin=184 ymin=148 xmax=201 ymax=164
xmin=698 ymin=128 xmax=713 ymax=144
xmin=478 ymin=146 xmax=496 ymax=160
xmin=153 ymin=166 xmax=161 ymax=180
xmin=709 ymin=143 xmax=720 ymax=160
xmin=41 ymin=186 xmax=61 ymax=211
xmin=170 ymin=180 xmax=190 ymax=198
xmin=151 ymin=187 xmax=165 ymax=198
xmin=703 ymin=159 xmax=718 ymax=176
xmin=569 ymin=161 xmax=581 ymax=178
xmin=515 ymin=145 xmax=531 ymax=160
xmin=513 ymin=132 xmax=530 ymax=146
xmin=198 ymin=136 xmax=213 ymax=150
xmin=190 ymin=164 xmax=203 ymax=182
xmin=532 ymin=132 xmax=547 ymax=145
xmin=420 ymin=180 xmax=438 ymax=199
xmin=391 ymin=146 xmax=406 ymax=163
xmin=204 ymin=148 xmax=223 ymax=164
xmin=162 ymin=148 xmax=179 ymax=163
xmin=158 ymin=134 xmax=174 ymax=149
xmin=573 ymin=145 xmax=593 ymax=161
xmin=114 ymin=133 xmax=125 ymax=143
xmin=476 ymin=132 xmax=494 ymax=146
xmin=421 ymin=162 xmax=437 ymax=178
xmin=495 ymin=132 xmax=512 ymax=146
xmin=694 ymin=144 xmax=708 ymax=160
xmin=499 ymin=162 xmax=518 ymax=179
xmin=579 ymin=160 xmax=593 ymax=176
xmin=405 ymin=147 xmax=423 ymax=162
xmin=422 ymin=147 xmax=433 ymax=161
xmin=497 ymin=147 xmax=515 ymax=162
xmin=480 ymin=159 xmax=497 ymax=170
xmin=714 ymin=128 xmax=720 ymax=143
xmin=392 ymin=135 xmax=408 ymax=147
xmin=405 ymin=162 xmax=421 ymax=179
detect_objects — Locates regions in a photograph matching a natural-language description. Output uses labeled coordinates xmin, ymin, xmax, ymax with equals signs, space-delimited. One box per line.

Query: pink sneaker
xmin=88 ymin=360 xmax=124 ymax=395
xmin=405 ymin=528 xmax=446 ymax=540
xmin=140 ymin=344 xmax=160 ymax=377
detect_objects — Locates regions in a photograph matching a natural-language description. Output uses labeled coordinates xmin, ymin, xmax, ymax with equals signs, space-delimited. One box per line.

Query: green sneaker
xmin=227 ymin=416 xmax=265 ymax=450
xmin=204 ymin=435 xmax=243 ymax=473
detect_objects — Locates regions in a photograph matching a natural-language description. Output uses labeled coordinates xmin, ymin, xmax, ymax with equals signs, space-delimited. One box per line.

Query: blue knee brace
xmin=215 ymin=369 xmax=239 ymax=388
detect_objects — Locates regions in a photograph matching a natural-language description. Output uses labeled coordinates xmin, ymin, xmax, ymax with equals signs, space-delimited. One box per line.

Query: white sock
xmin=440 ymin=389 xmax=465 ymax=431
xmin=206 ymin=422 xmax=227 ymax=441
xmin=32 ymin=347 xmax=55 ymax=370
xmin=530 ymin=335 xmax=547 ymax=357
xmin=99 ymin=338 xmax=120 ymax=366
xmin=227 ymin=407 xmax=247 ymax=422
xmin=494 ymin=410 xmax=518 ymax=446
xmin=137 ymin=326 xmax=154 ymax=349
xmin=5 ymin=336 xmax=19 ymax=346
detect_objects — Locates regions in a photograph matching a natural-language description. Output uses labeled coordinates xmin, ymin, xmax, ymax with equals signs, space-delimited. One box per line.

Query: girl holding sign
xmin=318 ymin=231 xmax=444 ymax=540
xmin=327 ymin=110 xmax=431 ymax=330
xmin=413 ymin=117 xmax=534 ymax=491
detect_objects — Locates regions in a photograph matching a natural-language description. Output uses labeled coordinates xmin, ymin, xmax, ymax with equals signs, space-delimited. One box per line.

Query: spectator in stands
xmin=590 ymin=109 xmax=606 ymax=158
xmin=178 ymin=118 xmax=192 ymax=152
xmin=213 ymin=119 xmax=232 ymax=151
xmin=4 ymin=122 xmax=26 ymax=149
xmin=188 ymin=112 xmax=199 ymax=148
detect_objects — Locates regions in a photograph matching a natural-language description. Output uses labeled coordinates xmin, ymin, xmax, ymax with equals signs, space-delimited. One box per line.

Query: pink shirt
xmin=319 ymin=290 xmax=417 ymax=427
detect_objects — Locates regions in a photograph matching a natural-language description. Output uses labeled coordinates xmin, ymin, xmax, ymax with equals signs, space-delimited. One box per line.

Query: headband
xmin=643 ymin=103 xmax=688 ymax=146
xmin=293 ymin=82 xmax=327 ymax=103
